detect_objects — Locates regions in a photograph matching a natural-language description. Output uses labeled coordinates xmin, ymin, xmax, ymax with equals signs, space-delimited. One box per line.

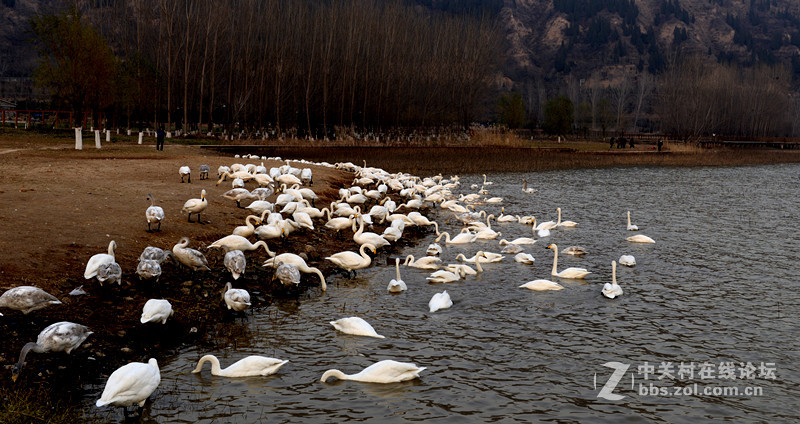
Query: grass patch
xmin=0 ymin=386 xmax=96 ymax=424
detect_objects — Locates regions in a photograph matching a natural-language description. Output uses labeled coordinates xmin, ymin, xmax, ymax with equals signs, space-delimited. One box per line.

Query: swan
xmin=293 ymin=211 xmax=314 ymax=230
xmin=84 ymin=240 xmax=116 ymax=279
xmin=231 ymin=178 xmax=245 ymax=189
xmin=426 ymin=243 xmax=442 ymax=256
xmin=445 ymin=252 xmax=486 ymax=275
xmin=140 ymin=299 xmax=173 ymax=324
xmin=499 ymin=237 xmax=536 ymax=245
xmin=456 ymin=252 xmax=503 ymax=263
xmin=224 ymin=250 xmax=246 ymax=280
xmin=353 ymin=216 xmax=391 ymax=248
xmin=321 ymin=359 xmax=425 ymax=383
xmin=426 ymin=267 xmax=466 ymax=284
xmin=245 ymin=200 xmax=274 ymax=215
xmin=222 ymin=188 xmax=258 ymax=208
xmin=179 ymin=165 xmax=191 ymax=183
xmin=182 ymin=189 xmax=208 ymax=223
xmin=252 ymin=186 xmax=275 ymax=200
xmin=233 ymin=215 xmax=261 ymax=237
xmin=435 ymin=230 xmax=477 ymax=245
xmin=619 ymin=254 xmax=636 ymax=267
xmin=485 ymin=196 xmax=503 ymax=204
xmin=172 ymin=237 xmax=210 ymax=271
xmin=519 ymin=279 xmax=563 ymax=291
xmin=388 ymin=258 xmax=407 ymax=292
xmin=208 ymin=235 xmax=275 ymax=256
xmin=138 ymin=246 xmax=172 ymax=264
xmin=136 ymin=259 xmax=162 ymax=281
xmin=145 ymin=193 xmax=164 ymax=232
xmin=626 ymin=211 xmax=638 ymax=231
xmin=555 ymin=207 xmax=578 ymax=228
xmin=406 ymin=212 xmax=439 ymax=234
xmin=0 ymin=286 xmax=61 ymax=314
xmin=562 ymin=246 xmax=588 ymax=256
xmin=263 ymin=253 xmax=327 ymax=291
xmin=199 ymin=164 xmax=210 ymax=180
xmin=192 ymin=355 xmax=288 ymax=377
xmin=96 ymin=358 xmax=160 ymax=412
xmin=481 ymin=173 xmax=493 ymax=185
xmin=496 ymin=208 xmax=518 ymax=222
xmin=514 ymin=252 xmax=535 ymax=264
xmin=522 ymin=178 xmax=536 ymax=193
xmin=403 ymin=254 xmax=441 ymax=270
xmin=326 ymin=243 xmax=376 ymax=276
xmin=324 ymin=213 xmax=356 ymax=232
xmin=275 ymin=173 xmax=301 ymax=186
xmin=12 ymin=321 xmax=92 ymax=382
xmin=602 ymin=261 xmax=624 ymax=299
xmin=254 ymin=224 xmax=284 ymax=240
xmin=97 ymin=261 xmax=122 ymax=286
xmin=382 ymin=225 xmax=403 ymax=242
xmin=627 ymin=234 xmax=655 ymax=244
xmin=330 ymin=317 xmax=385 ymax=338
xmin=275 ymin=262 xmax=301 ymax=286
xmin=547 ymin=244 xmax=591 ymax=279
xmin=534 ymin=217 xmax=557 ymax=231
xmin=536 ymin=227 xmax=551 ymax=238
xmin=223 ymin=282 xmax=251 ymax=311
xmin=428 ymin=290 xmax=453 ymax=312
xmin=501 ymin=244 xmax=523 ymax=254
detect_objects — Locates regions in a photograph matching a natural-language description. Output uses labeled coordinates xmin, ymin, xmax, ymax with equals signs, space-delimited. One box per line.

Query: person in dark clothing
xmin=609 ymin=137 xmax=615 ymax=149
xmin=628 ymin=138 xmax=635 ymax=148
xmin=156 ymin=127 xmax=165 ymax=151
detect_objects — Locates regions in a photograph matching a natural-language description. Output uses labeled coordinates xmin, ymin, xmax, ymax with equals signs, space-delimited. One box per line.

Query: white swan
xmin=232 ymin=215 xmax=261 ymax=237
xmin=326 ymin=244 xmax=376 ymax=275
xmin=321 ymin=359 xmax=425 ymax=383
xmin=145 ymin=193 xmax=164 ymax=232
xmin=84 ymin=240 xmax=116 ymax=279
xmin=263 ymin=253 xmax=326 ymax=291
xmin=96 ymin=358 xmax=160 ymax=410
xmin=522 ymin=178 xmax=536 ymax=193
xmin=619 ymin=254 xmax=636 ymax=267
xmin=406 ymin=212 xmax=439 ymax=234
xmin=501 ymin=244 xmax=523 ymax=254
xmin=388 ymin=258 xmax=407 ymax=292
xmin=324 ymin=213 xmax=356 ymax=232
xmin=426 ymin=243 xmax=442 ymax=256
xmin=182 ymin=189 xmax=208 ymax=223
xmin=428 ymin=290 xmax=453 ymax=312
xmin=192 ymin=355 xmax=288 ymax=377
xmin=208 ymin=235 xmax=275 ymax=256
xmin=534 ymin=217 xmax=557 ymax=231
xmin=602 ymin=261 xmax=624 ymax=299
xmin=496 ymin=208 xmax=518 ymax=222
xmin=514 ymin=252 xmax=535 ymax=264
xmin=353 ymin=216 xmax=390 ymax=248
xmin=179 ymin=165 xmax=191 ymax=183
xmin=12 ymin=321 xmax=92 ymax=382
xmin=403 ymin=254 xmax=441 ymax=270
xmin=547 ymin=244 xmax=591 ymax=279
xmin=140 ymin=299 xmax=173 ymax=324
xmin=481 ymin=173 xmax=493 ymax=185
xmin=445 ymin=252 xmax=485 ymax=275
xmin=223 ymin=250 xmax=246 ymax=280
xmin=435 ymin=230 xmax=478 ymax=245
xmin=555 ymin=207 xmax=578 ymax=228
xmin=627 ymin=234 xmax=655 ymax=244
xmin=330 ymin=317 xmax=385 ymax=338
xmin=223 ymin=282 xmax=251 ymax=311
xmin=172 ymin=237 xmax=210 ymax=271
xmin=0 ymin=286 xmax=61 ymax=314
xmin=456 ymin=252 xmax=503 ymax=263
xmin=519 ymin=279 xmax=563 ymax=291
xmin=499 ymin=237 xmax=536 ymax=245
xmin=426 ymin=267 xmax=466 ymax=284
xmin=626 ymin=210 xmax=638 ymax=231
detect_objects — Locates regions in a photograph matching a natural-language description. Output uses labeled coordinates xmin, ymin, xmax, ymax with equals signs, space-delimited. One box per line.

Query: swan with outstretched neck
xmin=547 ymin=244 xmax=591 ymax=279
xmin=12 ymin=321 xmax=92 ymax=382
xmin=208 ymin=235 xmax=275 ymax=256
xmin=321 ymin=360 xmax=425 ymax=383
xmin=192 ymin=354 xmax=288 ymax=377
xmin=602 ymin=261 xmax=624 ymax=299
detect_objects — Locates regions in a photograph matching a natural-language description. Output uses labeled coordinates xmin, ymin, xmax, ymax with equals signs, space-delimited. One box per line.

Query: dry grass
xmin=0 ymin=387 xmax=95 ymax=424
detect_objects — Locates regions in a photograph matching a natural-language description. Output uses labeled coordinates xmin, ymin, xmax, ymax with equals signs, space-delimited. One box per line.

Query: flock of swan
xmin=1 ymin=152 xmax=656 ymax=417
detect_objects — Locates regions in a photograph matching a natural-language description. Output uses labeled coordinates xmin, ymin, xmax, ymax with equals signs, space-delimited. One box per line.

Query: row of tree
xmin=34 ymin=0 xmax=502 ymax=136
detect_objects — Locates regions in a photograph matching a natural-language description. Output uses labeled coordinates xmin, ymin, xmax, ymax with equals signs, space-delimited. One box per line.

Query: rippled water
xmin=87 ymin=164 xmax=800 ymax=422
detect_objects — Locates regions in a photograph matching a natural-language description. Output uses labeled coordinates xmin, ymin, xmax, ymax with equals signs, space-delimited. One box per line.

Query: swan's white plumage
xmin=140 ymin=299 xmax=173 ymax=324
xmin=619 ymin=254 xmax=636 ymax=266
xmin=96 ymin=358 xmax=160 ymax=408
xmin=84 ymin=241 xmax=116 ymax=279
xmin=602 ymin=261 xmax=624 ymax=299
xmin=388 ymin=257 xmax=407 ymax=292
xmin=519 ymin=279 xmax=563 ymax=291
xmin=223 ymin=282 xmax=251 ymax=312
xmin=320 ymin=359 xmax=425 ymax=383
xmin=547 ymin=244 xmax=591 ymax=279
xmin=192 ymin=355 xmax=288 ymax=377
xmin=626 ymin=234 xmax=655 ymax=244
xmin=429 ymin=290 xmax=453 ymax=312
xmin=514 ymin=253 xmax=535 ymax=264
xmin=330 ymin=317 xmax=385 ymax=338
xmin=626 ymin=211 xmax=638 ymax=231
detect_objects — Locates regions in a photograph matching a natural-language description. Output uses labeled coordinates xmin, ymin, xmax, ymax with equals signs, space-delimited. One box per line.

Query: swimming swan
xmin=96 ymin=358 xmax=160 ymax=410
xmin=619 ymin=254 xmax=636 ymax=267
xmin=555 ymin=207 xmax=578 ymax=228
xmin=602 ymin=261 xmax=623 ymax=299
xmin=519 ymin=279 xmax=563 ymax=291
xmin=435 ymin=230 xmax=478 ymax=245
xmin=192 ymin=354 xmax=288 ymax=377
xmin=626 ymin=211 xmax=638 ymax=231
xmin=0 ymin=286 xmax=61 ymax=314
xmin=263 ymin=253 xmax=327 ymax=291
xmin=547 ymin=244 xmax=591 ymax=279
xmin=84 ymin=241 xmax=116 ymax=279
xmin=321 ymin=359 xmax=425 ymax=383
xmin=223 ymin=282 xmax=251 ymax=311
xmin=514 ymin=253 xmax=535 ymax=264
xmin=330 ymin=317 xmax=385 ymax=338
xmin=626 ymin=234 xmax=655 ymax=244
xmin=499 ymin=237 xmax=536 ymax=245
xmin=522 ymin=178 xmax=536 ymax=193
xmin=426 ymin=267 xmax=466 ymax=284
xmin=12 ymin=321 xmax=92 ymax=382
xmin=403 ymin=254 xmax=441 ymax=270
xmin=388 ymin=258 xmax=407 ymax=292
xmin=428 ymin=290 xmax=453 ymax=312
xmin=562 ymin=246 xmax=587 ymax=256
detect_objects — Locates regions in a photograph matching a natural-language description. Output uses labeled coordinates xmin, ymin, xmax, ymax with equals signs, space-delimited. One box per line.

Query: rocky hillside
xmin=499 ymin=0 xmax=800 ymax=82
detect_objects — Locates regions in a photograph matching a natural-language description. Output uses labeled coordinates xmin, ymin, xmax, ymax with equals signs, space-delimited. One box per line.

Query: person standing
xmin=156 ymin=127 xmax=165 ymax=151
xmin=657 ymin=139 xmax=663 ymax=152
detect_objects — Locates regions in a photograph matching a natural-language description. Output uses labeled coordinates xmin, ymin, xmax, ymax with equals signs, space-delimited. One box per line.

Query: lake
xmin=85 ymin=163 xmax=800 ymax=422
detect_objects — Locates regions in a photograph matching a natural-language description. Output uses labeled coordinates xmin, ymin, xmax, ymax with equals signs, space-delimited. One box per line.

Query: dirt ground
xmin=0 ymin=132 xmax=437 ymax=412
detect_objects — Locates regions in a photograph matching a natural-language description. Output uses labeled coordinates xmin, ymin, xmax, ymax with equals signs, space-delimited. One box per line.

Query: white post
xmin=75 ymin=127 xmax=83 ymax=150
xmin=166 ymin=131 xmax=172 ymax=138
xmin=127 ymin=129 xmax=131 ymax=136
xmin=116 ymin=128 xmax=119 ymax=135
xmin=105 ymin=130 xmax=111 ymax=142
xmin=138 ymin=132 xmax=143 ymax=144
xmin=95 ymin=130 xmax=101 ymax=148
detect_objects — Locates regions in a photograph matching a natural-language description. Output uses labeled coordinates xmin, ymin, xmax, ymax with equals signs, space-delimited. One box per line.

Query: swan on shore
xmin=182 ymin=189 xmax=207 ymax=223
xmin=96 ymin=358 xmax=160 ymax=413
xmin=179 ymin=166 xmax=191 ymax=183
xmin=140 ymin=299 xmax=173 ymax=324
xmin=192 ymin=355 xmax=288 ymax=377
xmin=321 ymin=359 xmax=425 ymax=383
xmin=172 ymin=237 xmax=210 ymax=271
xmin=12 ymin=321 xmax=92 ymax=382
xmin=145 ymin=193 xmax=164 ymax=232
xmin=0 ymin=286 xmax=61 ymax=314
xmin=84 ymin=240 xmax=116 ymax=280
xmin=223 ymin=282 xmax=251 ymax=312
xmin=223 ymin=250 xmax=246 ymax=280
xmin=208 ymin=235 xmax=275 ymax=256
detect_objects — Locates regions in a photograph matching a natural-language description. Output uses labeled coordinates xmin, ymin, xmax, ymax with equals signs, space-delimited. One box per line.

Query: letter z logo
xmin=595 ymin=361 xmax=630 ymax=401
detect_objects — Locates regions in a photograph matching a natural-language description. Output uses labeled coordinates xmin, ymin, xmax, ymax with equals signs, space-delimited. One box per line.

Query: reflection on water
xmin=86 ymin=164 xmax=800 ymax=422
